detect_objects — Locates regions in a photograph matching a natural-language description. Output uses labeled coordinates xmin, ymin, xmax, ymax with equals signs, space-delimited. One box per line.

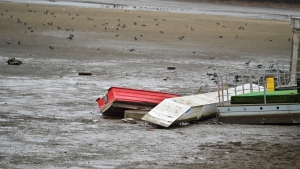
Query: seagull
xmin=50 ymin=46 xmax=54 ymax=49
xmin=245 ymin=61 xmax=250 ymax=66
xmin=134 ymin=22 xmax=137 ymax=25
xmin=129 ymin=49 xmax=135 ymax=52
xmin=6 ymin=41 xmax=11 ymax=45
xmin=134 ymin=37 xmax=137 ymax=40
xmin=58 ymin=26 xmax=61 ymax=29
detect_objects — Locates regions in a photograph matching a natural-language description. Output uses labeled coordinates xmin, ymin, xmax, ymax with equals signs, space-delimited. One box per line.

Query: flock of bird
xmin=1 ymin=3 xmax=259 ymax=53
xmin=1 ymin=3 xmax=289 ymax=84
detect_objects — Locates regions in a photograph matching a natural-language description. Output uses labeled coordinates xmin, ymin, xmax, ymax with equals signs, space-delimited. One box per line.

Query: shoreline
xmin=2 ymin=0 xmax=299 ymax=20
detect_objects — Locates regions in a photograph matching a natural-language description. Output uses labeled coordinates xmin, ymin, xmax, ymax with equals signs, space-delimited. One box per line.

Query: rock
xmin=7 ymin=58 xmax=22 ymax=65
xmin=121 ymin=118 xmax=137 ymax=124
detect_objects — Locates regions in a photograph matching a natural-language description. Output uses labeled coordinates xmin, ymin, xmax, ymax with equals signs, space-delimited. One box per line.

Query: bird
xmin=289 ymin=38 xmax=290 ymax=41
xmin=257 ymin=64 xmax=263 ymax=69
xmin=219 ymin=35 xmax=223 ymax=38
xmin=191 ymin=27 xmax=193 ymax=31
xmin=6 ymin=41 xmax=11 ymax=45
xmin=155 ymin=23 xmax=159 ymax=26
xmin=134 ymin=22 xmax=137 ymax=25
xmin=269 ymin=39 xmax=272 ymax=42
xmin=207 ymin=73 xmax=213 ymax=76
xmin=236 ymin=35 xmax=238 ymax=39
xmin=115 ymin=34 xmax=119 ymax=37
xmin=135 ymin=37 xmax=137 ymax=40
xmin=129 ymin=49 xmax=135 ymax=52
xmin=18 ymin=41 xmax=20 ymax=45
xmin=245 ymin=61 xmax=250 ymax=66
xmin=118 ymin=18 xmax=120 ymax=21
xmin=142 ymin=24 xmax=146 ymax=26
xmin=179 ymin=36 xmax=184 ymax=40
xmin=160 ymin=31 xmax=164 ymax=33
xmin=50 ymin=46 xmax=54 ymax=49
xmin=58 ymin=26 xmax=61 ymax=29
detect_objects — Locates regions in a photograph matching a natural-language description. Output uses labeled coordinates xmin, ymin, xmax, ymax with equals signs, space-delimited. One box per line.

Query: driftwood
xmin=78 ymin=72 xmax=92 ymax=76
xmin=167 ymin=66 xmax=176 ymax=70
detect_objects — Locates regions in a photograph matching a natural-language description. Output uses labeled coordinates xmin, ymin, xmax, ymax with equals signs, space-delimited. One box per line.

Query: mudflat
xmin=0 ymin=2 xmax=299 ymax=169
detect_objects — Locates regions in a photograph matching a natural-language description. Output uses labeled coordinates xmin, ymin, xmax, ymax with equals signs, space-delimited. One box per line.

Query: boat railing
xmin=217 ymin=58 xmax=300 ymax=105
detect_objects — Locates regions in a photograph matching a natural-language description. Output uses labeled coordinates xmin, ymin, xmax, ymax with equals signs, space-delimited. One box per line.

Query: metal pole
xmin=217 ymin=76 xmax=220 ymax=103
xmin=242 ymin=75 xmax=244 ymax=94
xmin=276 ymin=62 xmax=280 ymax=87
xmin=249 ymin=69 xmax=253 ymax=92
xmin=263 ymin=67 xmax=267 ymax=104
xmin=226 ymin=74 xmax=229 ymax=103
xmin=221 ymin=75 xmax=224 ymax=103
xmin=282 ymin=63 xmax=286 ymax=85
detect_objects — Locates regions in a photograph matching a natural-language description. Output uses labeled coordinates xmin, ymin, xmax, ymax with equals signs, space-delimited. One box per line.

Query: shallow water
xmin=2 ymin=0 xmax=299 ymax=20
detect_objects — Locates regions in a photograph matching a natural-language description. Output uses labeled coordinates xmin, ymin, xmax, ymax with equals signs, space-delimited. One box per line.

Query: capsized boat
xmin=96 ymin=87 xmax=180 ymax=117
xmin=142 ymin=84 xmax=263 ymax=127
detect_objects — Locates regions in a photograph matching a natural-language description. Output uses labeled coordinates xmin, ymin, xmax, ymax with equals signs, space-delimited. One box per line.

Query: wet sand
xmin=0 ymin=2 xmax=299 ymax=169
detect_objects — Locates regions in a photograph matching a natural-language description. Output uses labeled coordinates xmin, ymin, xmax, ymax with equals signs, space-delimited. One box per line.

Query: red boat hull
xmin=96 ymin=87 xmax=180 ymax=116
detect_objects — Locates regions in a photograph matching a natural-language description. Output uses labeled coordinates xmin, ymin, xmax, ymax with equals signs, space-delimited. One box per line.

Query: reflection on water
xmin=3 ymin=0 xmax=299 ymax=20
